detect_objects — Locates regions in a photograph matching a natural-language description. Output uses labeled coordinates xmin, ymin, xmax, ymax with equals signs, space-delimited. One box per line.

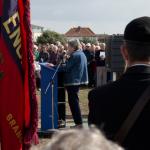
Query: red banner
xmin=0 ymin=0 xmax=38 ymax=150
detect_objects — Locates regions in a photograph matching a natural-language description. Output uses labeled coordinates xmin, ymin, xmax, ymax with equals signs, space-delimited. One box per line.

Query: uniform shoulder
xmin=88 ymin=81 xmax=120 ymax=98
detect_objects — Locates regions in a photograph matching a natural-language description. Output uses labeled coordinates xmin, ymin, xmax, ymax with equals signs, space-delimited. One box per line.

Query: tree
xmin=36 ymin=30 xmax=67 ymax=44
xmin=81 ymin=37 xmax=97 ymax=44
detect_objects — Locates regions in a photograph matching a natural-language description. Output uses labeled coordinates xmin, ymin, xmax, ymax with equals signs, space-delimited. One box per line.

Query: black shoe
xmin=58 ymin=120 xmax=66 ymax=128
xmin=70 ymin=124 xmax=83 ymax=129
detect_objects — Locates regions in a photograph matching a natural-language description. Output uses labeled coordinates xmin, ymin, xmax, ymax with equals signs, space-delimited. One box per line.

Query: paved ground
xmin=36 ymin=117 xmax=88 ymax=149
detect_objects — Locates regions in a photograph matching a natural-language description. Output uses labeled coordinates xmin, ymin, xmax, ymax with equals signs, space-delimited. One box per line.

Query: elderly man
xmin=88 ymin=16 xmax=150 ymax=150
xmin=63 ymin=39 xmax=88 ymax=127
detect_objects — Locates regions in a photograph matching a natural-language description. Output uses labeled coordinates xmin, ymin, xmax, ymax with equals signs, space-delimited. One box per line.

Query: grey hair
xmin=41 ymin=128 xmax=124 ymax=150
xmin=68 ymin=39 xmax=81 ymax=50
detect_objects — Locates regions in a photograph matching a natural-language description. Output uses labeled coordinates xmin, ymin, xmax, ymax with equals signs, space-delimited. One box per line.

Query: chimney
xmin=76 ymin=26 xmax=81 ymax=32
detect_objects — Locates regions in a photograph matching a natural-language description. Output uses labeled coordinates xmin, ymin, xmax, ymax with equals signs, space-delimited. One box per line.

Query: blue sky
xmin=31 ymin=0 xmax=150 ymax=34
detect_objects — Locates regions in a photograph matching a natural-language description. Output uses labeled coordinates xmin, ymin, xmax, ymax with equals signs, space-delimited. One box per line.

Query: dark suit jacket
xmin=88 ymin=65 xmax=150 ymax=150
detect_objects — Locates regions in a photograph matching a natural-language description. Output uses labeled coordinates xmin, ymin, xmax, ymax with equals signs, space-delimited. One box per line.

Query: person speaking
xmin=62 ymin=39 xmax=88 ymax=127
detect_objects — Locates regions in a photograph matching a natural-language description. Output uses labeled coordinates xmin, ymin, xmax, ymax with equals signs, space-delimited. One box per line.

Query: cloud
xmin=31 ymin=0 xmax=150 ymax=34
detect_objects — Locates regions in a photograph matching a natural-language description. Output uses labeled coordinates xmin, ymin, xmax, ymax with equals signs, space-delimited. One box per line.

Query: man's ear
xmin=121 ymin=45 xmax=129 ymax=61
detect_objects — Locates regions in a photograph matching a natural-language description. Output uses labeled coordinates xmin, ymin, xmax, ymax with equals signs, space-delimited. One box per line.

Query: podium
xmin=40 ymin=64 xmax=66 ymax=131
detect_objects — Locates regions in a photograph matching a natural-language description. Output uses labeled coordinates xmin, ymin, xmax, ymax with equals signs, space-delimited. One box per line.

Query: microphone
xmin=60 ymin=51 xmax=67 ymax=62
xmin=61 ymin=51 xmax=66 ymax=58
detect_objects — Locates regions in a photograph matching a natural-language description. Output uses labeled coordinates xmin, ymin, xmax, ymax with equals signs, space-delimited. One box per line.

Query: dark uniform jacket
xmin=88 ymin=65 xmax=150 ymax=150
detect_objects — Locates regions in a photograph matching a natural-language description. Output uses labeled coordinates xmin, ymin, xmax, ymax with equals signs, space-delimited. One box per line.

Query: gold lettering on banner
xmin=13 ymin=125 xmax=19 ymax=133
xmin=9 ymin=119 xmax=16 ymax=127
xmin=6 ymin=113 xmax=23 ymax=143
xmin=16 ymin=130 xmax=22 ymax=139
xmin=6 ymin=113 xmax=13 ymax=121
xmin=9 ymin=27 xmax=21 ymax=48
xmin=3 ymin=12 xmax=19 ymax=34
xmin=16 ymin=44 xmax=22 ymax=59
xmin=3 ymin=11 xmax=22 ymax=59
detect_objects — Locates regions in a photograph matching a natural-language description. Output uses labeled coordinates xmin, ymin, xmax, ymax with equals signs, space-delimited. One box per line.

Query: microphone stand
xmin=45 ymin=59 xmax=64 ymax=129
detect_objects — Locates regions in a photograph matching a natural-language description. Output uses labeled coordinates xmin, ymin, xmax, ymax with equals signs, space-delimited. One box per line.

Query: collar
xmin=130 ymin=64 xmax=150 ymax=67
xmin=125 ymin=65 xmax=150 ymax=74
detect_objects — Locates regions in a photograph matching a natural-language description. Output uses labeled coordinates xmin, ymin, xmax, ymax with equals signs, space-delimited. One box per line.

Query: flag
xmin=0 ymin=0 xmax=38 ymax=149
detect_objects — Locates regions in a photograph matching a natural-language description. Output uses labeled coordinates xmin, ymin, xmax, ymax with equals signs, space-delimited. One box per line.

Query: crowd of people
xmin=33 ymin=40 xmax=107 ymax=89
xmin=32 ymin=16 xmax=150 ymax=150
xmin=33 ymin=39 xmax=107 ymax=129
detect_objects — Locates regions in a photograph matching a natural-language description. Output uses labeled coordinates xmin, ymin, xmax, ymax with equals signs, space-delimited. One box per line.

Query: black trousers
xmin=66 ymin=85 xmax=82 ymax=125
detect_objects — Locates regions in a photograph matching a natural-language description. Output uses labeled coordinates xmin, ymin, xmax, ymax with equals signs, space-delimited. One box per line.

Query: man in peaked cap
xmin=88 ymin=16 xmax=150 ymax=150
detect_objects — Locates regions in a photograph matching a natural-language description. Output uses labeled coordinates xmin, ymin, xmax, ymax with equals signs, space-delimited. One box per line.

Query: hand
xmin=46 ymin=63 xmax=54 ymax=67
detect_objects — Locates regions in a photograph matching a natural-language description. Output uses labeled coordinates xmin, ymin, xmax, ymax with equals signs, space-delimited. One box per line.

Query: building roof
xmin=31 ymin=24 xmax=44 ymax=30
xmin=65 ymin=26 xmax=95 ymax=37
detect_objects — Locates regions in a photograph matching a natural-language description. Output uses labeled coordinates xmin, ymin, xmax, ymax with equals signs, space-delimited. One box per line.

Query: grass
xmin=37 ymin=87 xmax=92 ymax=120
xmin=36 ymin=86 xmax=92 ymax=115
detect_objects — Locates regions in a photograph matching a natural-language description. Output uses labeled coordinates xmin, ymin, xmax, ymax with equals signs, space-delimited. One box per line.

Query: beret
xmin=124 ymin=16 xmax=150 ymax=43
